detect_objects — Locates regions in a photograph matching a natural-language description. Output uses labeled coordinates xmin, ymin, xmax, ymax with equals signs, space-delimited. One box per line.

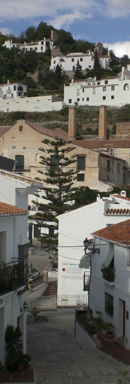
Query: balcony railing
xmin=101 ymin=266 xmax=115 ymax=282
xmin=0 ymin=260 xmax=25 ymax=294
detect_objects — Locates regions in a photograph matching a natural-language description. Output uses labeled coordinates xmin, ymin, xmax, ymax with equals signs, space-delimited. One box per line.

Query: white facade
xmin=0 ymin=170 xmax=42 ymax=209
xmin=2 ymin=38 xmax=54 ymax=53
xmin=0 ymin=205 xmax=28 ymax=363
xmin=0 ymin=171 xmax=41 ymax=363
xmin=0 ymin=94 xmax=63 ymax=113
xmin=64 ymin=66 xmax=130 ymax=107
xmin=90 ymin=220 xmax=130 ymax=349
xmin=0 ymin=81 xmax=27 ymax=100
xmin=57 ymin=192 xmax=130 ymax=307
xmin=50 ymin=51 xmax=110 ymax=72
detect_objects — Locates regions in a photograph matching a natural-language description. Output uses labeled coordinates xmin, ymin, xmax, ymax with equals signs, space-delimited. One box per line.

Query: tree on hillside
xmin=32 ymin=137 xmax=77 ymax=253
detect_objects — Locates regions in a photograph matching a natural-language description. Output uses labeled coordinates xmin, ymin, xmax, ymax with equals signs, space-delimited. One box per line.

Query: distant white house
xmin=90 ymin=219 xmax=130 ymax=349
xmin=64 ymin=65 xmax=130 ymax=107
xmin=2 ymin=38 xmax=54 ymax=53
xmin=0 ymin=81 xmax=27 ymax=99
xmin=57 ymin=191 xmax=130 ymax=307
xmin=50 ymin=51 xmax=110 ymax=73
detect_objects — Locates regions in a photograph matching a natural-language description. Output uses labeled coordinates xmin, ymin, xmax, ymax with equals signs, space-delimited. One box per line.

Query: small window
xmin=111 ymin=85 xmax=115 ymax=91
xmin=103 ymin=96 xmax=106 ymax=100
xmin=105 ymin=80 xmax=108 ymax=84
xmin=82 ymin=98 xmax=84 ymax=101
xmin=80 ymin=58 xmax=83 ymax=62
xmin=50 ymin=155 xmax=58 ymax=170
xmin=69 ymin=99 xmax=72 ymax=104
xmin=77 ymin=98 xmax=80 ymax=102
xmin=77 ymin=155 xmax=85 ymax=170
xmin=107 ymin=160 xmax=110 ymax=172
xmin=103 ymin=86 xmax=106 ymax=91
xmin=83 ymin=272 xmax=90 ymax=291
xmin=111 ymin=95 xmax=114 ymax=99
xmin=13 ymin=85 xmax=16 ymax=90
xmin=19 ymin=125 xmax=23 ymax=132
xmin=71 ymin=58 xmax=74 ymax=62
xmin=15 ymin=155 xmax=24 ymax=170
xmin=77 ymin=173 xmax=84 ymax=181
xmin=86 ymin=97 xmax=89 ymax=101
xmin=82 ymin=88 xmax=84 ymax=93
xmin=97 ymin=81 xmax=100 ymax=85
xmin=105 ymin=293 xmax=113 ymax=316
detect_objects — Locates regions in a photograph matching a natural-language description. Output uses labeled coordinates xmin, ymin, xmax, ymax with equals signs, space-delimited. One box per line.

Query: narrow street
xmin=27 ymin=307 xmax=130 ymax=384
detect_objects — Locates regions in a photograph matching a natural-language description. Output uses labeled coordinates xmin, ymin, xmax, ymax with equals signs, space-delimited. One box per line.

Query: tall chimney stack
xmin=68 ymin=105 xmax=76 ymax=139
xmin=99 ymin=106 xmax=107 ymax=139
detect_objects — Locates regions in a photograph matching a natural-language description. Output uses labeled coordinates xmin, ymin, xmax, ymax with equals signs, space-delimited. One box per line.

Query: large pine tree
xmin=33 ymin=137 xmax=77 ymax=253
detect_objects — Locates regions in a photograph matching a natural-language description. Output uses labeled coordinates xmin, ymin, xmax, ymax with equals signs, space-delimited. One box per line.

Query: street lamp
xmin=83 ymin=237 xmax=100 ymax=255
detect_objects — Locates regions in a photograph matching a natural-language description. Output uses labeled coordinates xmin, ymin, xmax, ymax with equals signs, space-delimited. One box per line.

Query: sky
xmin=1 ymin=0 xmax=130 ymax=58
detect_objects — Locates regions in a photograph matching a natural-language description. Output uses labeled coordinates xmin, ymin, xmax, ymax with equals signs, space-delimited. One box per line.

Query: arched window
xmin=124 ymin=83 xmax=129 ymax=91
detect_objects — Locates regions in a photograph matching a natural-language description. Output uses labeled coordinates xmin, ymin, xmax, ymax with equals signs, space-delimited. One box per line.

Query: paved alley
xmin=27 ymin=308 xmax=130 ymax=384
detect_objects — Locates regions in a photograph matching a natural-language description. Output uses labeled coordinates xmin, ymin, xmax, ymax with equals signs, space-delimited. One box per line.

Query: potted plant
xmin=5 ymin=325 xmax=31 ymax=372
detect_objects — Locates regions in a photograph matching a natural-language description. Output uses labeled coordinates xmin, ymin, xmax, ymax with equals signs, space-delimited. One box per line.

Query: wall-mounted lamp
xmin=83 ymin=238 xmax=100 ymax=255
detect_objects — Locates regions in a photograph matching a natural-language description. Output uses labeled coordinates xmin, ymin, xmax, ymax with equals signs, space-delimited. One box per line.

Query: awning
xmin=79 ymin=252 xmax=91 ymax=269
xmin=103 ymin=244 xmax=114 ymax=268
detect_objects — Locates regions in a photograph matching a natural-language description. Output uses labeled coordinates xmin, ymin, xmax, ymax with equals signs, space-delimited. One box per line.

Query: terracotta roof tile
xmin=93 ymin=219 xmax=130 ymax=245
xmin=105 ymin=208 xmax=130 ymax=215
xmin=25 ymin=121 xmax=69 ymax=141
xmin=112 ymin=194 xmax=130 ymax=201
xmin=0 ymin=202 xmax=27 ymax=216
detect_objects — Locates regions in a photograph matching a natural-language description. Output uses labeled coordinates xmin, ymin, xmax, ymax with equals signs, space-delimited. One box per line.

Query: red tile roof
xmin=26 ymin=121 xmax=69 ymax=141
xmin=105 ymin=208 xmax=130 ymax=215
xmin=93 ymin=219 xmax=130 ymax=245
xmin=112 ymin=194 xmax=130 ymax=201
xmin=0 ymin=202 xmax=27 ymax=216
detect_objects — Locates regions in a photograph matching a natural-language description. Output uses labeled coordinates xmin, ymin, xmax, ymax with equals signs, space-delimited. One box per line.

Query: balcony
xmin=0 ymin=260 xmax=26 ymax=294
xmin=101 ymin=266 xmax=115 ymax=283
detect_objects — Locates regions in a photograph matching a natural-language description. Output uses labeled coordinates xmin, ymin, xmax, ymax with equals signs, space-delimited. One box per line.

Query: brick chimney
xmin=99 ymin=106 xmax=107 ymax=139
xmin=68 ymin=105 xmax=76 ymax=139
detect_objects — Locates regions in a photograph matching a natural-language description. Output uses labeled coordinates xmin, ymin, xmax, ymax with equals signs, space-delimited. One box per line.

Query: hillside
xmin=0 ymin=21 xmax=129 ymax=99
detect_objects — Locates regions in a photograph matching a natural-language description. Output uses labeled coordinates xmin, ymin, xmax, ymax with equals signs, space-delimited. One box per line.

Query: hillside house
xmin=64 ymin=66 xmax=130 ymax=107
xmin=0 ymin=81 xmax=27 ymax=100
xmin=90 ymin=219 xmax=130 ymax=349
xmin=57 ymin=191 xmax=130 ymax=307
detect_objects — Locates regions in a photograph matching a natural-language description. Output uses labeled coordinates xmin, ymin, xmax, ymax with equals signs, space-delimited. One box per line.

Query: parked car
xmin=28 ymin=268 xmax=40 ymax=280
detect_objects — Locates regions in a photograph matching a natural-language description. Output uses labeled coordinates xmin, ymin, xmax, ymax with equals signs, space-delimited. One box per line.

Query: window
xmin=19 ymin=125 xmax=23 ymax=132
xmin=82 ymin=98 xmax=84 ymax=101
xmin=103 ymin=96 xmax=106 ymax=100
xmin=83 ymin=272 xmax=90 ymax=291
xmin=77 ymin=98 xmax=80 ymax=102
xmin=69 ymin=99 xmax=72 ymax=103
xmin=71 ymin=58 xmax=74 ymax=62
xmin=13 ymin=85 xmax=16 ymax=90
xmin=77 ymin=155 xmax=85 ymax=170
xmin=111 ymin=95 xmax=114 ymax=99
xmin=50 ymin=155 xmax=58 ymax=170
xmin=15 ymin=155 xmax=24 ymax=170
xmin=86 ymin=97 xmax=89 ymax=101
xmin=80 ymin=58 xmax=83 ymax=62
xmin=117 ymin=162 xmax=120 ymax=174
xmin=82 ymin=88 xmax=84 ymax=93
xmin=105 ymin=293 xmax=113 ymax=316
xmin=124 ymin=83 xmax=129 ymax=91
xmin=107 ymin=160 xmax=110 ymax=172
xmin=34 ymin=225 xmax=40 ymax=238
xmin=105 ymin=80 xmax=108 ymax=84
xmin=77 ymin=173 xmax=84 ymax=181
xmin=97 ymin=81 xmax=100 ymax=85
xmin=103 ymin=86 xmax=106 ymax=91
xmin=111 ymin=85 xmax=115 ymax=91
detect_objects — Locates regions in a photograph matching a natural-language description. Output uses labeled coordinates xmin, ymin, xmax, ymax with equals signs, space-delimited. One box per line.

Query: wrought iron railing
xmin=0 ymin=260 xmax=25 ymax=294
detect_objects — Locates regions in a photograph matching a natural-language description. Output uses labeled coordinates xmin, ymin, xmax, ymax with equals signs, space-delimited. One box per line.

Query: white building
xmin=0 ymin=202 xmax=28 ymax=363
xmin=2 ymin=38 xmax=54 ymax=53
xmin=90 ymin=219 xmax=130 ymax=349
xmin=0 ymin=93 xmax=63 ymax=113
xmin=50 ymin=51 xmax=110 ymax=73
xmin=0 ymin=81 xmax=27 ymax=100
xmin=0 ymin=169 xmax=41 ymax=364
xmin=57 ymin=191 xmax=130 ymax=307
xmin=64 ymin=66 xmax=130 ymax=107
